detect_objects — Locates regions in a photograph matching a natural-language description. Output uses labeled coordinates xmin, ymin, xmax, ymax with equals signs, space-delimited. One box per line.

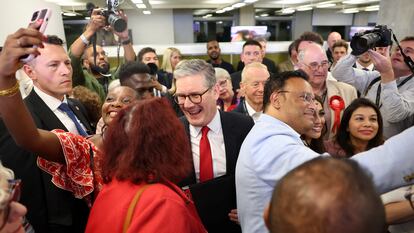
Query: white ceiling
xmin=57 ymin=0 xmax=381 ymax=15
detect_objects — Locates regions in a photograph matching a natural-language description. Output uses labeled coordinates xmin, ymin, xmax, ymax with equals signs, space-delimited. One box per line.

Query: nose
xmin=183 ymin=96 xmax=195 ymax=108
xmin=111 ymin=99 xmax=123 ymax=108
xmin=60 ymin=63 xmax=72 ymax=76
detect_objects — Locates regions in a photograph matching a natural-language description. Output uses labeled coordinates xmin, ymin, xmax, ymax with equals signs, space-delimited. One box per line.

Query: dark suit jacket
xmin=179 ymin=111 xmax=254 ymax=233
xmin=232 ymin=98 xmax=250 ymax=118
xmin=236 ymin=57 xmax=279 ymax=74
xmin=207 ymin=59 xmax=235 ymax=74
xmin=0 ymin=90 xmax=93 ymax=233
xmin=179 ymin=111 xmax=253 ymax=185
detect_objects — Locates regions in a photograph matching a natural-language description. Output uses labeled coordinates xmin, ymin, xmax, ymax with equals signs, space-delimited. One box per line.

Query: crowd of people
xmin=0 ymin=8 xmax=414 ymax=233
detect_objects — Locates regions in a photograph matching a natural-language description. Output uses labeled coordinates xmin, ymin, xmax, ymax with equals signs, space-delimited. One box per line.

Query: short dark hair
xmin=263 ymin=70 xmax=309 ymax=111
xmin=332 ymin=39 xmax=349 ymax=52
xmin=288 ymin=40 xmax=298 ymax=57
xmin=45 ymin=35 xmax=64 ymax=45
xmin=137 ymin=47 xmax=156 ymax=62
xmin=335 ymin=98 xmax=384 ymax=157
xmin=119 ymin=61 xmax=151 ymax=85
xmin=243 ymin=39 xmax=262 ymax=51
xmin=295 ymin=32 xmax=324 ymax=52
xmin=401 ymin=36 xmax=414 ymax=42
xmin=268 ymin=157 xmax=386 ymax=233
xmin=102 ymin=98 xmax=193 ymax=185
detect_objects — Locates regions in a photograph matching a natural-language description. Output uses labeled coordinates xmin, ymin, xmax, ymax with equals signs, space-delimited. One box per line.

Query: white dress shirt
xmin=355 ymin=60 xmax=375 ymax=71
xmin=33 ymin=86 xmax=86 ymax=135
xmin=245 ymin=100 xmax=262 ymax=123
xmin=190 ymin=110 xmax=226 ymax=182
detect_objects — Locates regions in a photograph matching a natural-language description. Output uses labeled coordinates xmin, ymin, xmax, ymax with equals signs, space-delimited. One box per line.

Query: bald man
xmin=326 ymin=31 xmax=342 ymax=64
xmin=265 ymin=157 xmax=386 ymax=233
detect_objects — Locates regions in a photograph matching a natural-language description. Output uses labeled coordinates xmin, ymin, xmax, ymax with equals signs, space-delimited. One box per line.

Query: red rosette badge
xmin=329 ymin=95 xmax=345 ymax=134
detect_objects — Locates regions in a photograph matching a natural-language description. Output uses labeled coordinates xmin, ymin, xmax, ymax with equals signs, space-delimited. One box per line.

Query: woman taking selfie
xmin=0 ymin=25 xmax=206 ymax=233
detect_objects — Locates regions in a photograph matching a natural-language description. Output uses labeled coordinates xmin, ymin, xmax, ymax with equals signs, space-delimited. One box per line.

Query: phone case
xmin=21 ymin=8 xmax=52 ymax=63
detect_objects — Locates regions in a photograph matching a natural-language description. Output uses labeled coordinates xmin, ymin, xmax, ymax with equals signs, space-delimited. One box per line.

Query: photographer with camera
xmin=69 ymin=8 xmax=136 ymax=102
xmin=332 ymin=26 xmax=414 ymax=139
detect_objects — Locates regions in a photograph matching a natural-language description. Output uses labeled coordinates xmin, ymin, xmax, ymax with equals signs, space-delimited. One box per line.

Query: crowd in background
xmin=0 ymin=7 xmax=414 ymax=233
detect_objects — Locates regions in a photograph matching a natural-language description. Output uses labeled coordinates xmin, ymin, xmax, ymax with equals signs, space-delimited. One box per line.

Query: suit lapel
xmin=25 ymin=91 xmax=68 ymax=131
xmin=219 ymin=111 xmax=237 ymax=175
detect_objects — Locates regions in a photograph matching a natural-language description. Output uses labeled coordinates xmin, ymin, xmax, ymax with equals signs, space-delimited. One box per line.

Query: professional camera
xmin=350 ymin=25 xmax=392 ymax=56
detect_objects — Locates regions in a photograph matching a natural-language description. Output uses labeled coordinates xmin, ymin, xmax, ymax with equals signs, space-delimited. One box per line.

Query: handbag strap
xmin=122 ymin=184 xmax=152 ymax=233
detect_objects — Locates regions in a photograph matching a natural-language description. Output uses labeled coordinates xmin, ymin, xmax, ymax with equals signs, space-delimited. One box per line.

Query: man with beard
xmin=206 ymin=40 xmax=235 ymax=75
xmin=69 ymin=9 xmax=136 ymax=102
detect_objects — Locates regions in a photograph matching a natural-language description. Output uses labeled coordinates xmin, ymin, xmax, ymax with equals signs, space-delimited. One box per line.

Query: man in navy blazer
xmin=174 ymin=59 xmax=254 ymax=233
xmin=0 ymin=36 xmax=93 ymax=233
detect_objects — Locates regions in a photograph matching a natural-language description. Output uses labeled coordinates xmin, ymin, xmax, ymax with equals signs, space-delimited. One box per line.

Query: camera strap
xmin=392 ymin=32 xmax=414 ymax=74
xmin=375 ymin=74 xmax=414 ymax=108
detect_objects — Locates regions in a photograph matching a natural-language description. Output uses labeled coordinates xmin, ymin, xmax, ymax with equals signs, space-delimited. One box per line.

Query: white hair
xmin=0 ymin=162 xmax=14 ymax=210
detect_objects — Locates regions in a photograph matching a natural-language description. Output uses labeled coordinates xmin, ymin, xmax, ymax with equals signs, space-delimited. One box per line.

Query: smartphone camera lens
xmin=31 ymin=11 xmax=39 ymax=21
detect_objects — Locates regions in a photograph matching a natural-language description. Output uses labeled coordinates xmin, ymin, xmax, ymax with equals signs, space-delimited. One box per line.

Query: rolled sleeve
xmin=331 ymin=54 xmax=380 ymax=94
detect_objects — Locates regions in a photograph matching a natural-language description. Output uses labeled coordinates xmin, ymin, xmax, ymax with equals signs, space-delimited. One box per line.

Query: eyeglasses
xmin=304 ymin=61 xmax=330 ymax=71
xmin=0 ymin=179 xmax=22 ymax=230
xmin=217 ymin=79 xmax=228 ymax=88
xmin=278 ymin=91 xmax=315 ymax=104
xmin=174 ymin=88 xmax=210 ymax=105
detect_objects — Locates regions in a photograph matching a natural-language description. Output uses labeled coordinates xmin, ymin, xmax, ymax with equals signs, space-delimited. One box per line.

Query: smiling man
xmin=297 ymin=42 xmax=357 ymax=139
xmin=233 ymin=62 xmax=270 ymax=122
xmin=206 ymin=40 xmax=235 ymax=75
xmin=174 ymin=59 xmax=254 ymax=233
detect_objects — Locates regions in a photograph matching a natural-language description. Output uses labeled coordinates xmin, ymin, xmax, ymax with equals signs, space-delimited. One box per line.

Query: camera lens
xmin=107 ymin=14 xmax=127 ymax=33
xmin=351 ymin=32 xmax=381 ymax=55
xmin=31 ymin=11 xmax=39 ymax=21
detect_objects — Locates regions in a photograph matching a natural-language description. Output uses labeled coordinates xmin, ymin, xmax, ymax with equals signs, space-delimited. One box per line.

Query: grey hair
xmin=0 ymin=162 xmax=14 ymax=210
xmin=241 ymin=62 xmax=269 ymax=83
xmin=173 ymin=59 xmax=216 ymax=89
xmin=214 ymin=67 xmax=230 ymax=81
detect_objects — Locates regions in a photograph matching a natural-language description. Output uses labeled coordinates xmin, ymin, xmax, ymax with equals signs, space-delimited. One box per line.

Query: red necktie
xmin=199 ymin=126 xmax=213 ymax=182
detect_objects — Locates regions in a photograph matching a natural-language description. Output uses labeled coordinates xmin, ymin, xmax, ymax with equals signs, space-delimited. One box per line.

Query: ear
xmin=23 ymin=64 xmax=36 ymax=81
xmin=83 ymin=59 xmax=90 ymax=69
xmin=263 ymin=203 xmax=271 ymax=230
xmin=270 ymin=91 xmax=281 ymax=109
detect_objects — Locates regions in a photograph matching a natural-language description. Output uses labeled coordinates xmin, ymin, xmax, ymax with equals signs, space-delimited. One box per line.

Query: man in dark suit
xmin=173 ymin=59 xmax=254 ymax=233
xmin=233 ymin=62 xmax=269 ymax=123
xmin=0 ymin=36 xmax=93 ymax=233
xmin=232 ymin=40 xmax=266 ymax=95
xmin=236 ymin=37 xmax=279 ymax=75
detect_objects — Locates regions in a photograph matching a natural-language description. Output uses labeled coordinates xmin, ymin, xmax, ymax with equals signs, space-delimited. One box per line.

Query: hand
xmin=85 ymin=9 xmax=106 ymax=34
xmin=228 ymin=209 xmax=240 ymax=225
xmin=0 ymin=25 xmax=44 ymax=78
xmin=368 ymin=47 xmax=394 ymax=83
xmin=112 ymin=10 xmax=129 ymax=40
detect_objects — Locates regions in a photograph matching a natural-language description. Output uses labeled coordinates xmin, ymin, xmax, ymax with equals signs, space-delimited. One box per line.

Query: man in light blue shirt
xmin=236 ymin=70 xmax=414 ymax=233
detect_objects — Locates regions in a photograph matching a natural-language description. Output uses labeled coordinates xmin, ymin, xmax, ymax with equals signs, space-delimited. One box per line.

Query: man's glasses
xmin=304 ymin=61 xmax=330 ymax=71
xmin=0 ymin=179 xmax=22 ymax=230
xmin=174 ymin=88 xmax=210 ymax=105
xmin=278 ymin=91 xmax=315 ymax=104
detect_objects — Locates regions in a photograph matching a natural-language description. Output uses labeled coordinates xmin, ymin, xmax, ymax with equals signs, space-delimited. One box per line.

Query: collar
xmin=34 ymin=86 xmax=67 ymax=111
xmin=245 ymin=100 xmax=262 ymax=117
xmin=355 ymin=61 xmax=374 ymax=71
xmin=189 ymin=109 xmax=221 ymax=137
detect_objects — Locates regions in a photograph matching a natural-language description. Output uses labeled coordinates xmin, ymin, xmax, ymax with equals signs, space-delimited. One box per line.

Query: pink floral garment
xmin=37 ymin=129 xmax=103 ymax=207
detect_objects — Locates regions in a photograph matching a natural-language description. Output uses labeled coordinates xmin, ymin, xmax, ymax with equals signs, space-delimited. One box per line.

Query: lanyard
xmin=375 ymin=75 xmax=414 ymax=108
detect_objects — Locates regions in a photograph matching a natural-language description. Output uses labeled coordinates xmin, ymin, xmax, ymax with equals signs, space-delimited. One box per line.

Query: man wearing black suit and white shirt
xmin=0 ymin=36 xmax=92 ymax=233
xmin=174 ymin=59 xmax=254 ymax=233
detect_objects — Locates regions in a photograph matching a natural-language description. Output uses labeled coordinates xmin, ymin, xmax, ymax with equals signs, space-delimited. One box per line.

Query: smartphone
xmin=20 ymin=8 xmax=52 ymax=63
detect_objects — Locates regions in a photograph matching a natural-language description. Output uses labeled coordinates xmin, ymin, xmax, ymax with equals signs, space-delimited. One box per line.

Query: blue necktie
xmin=58 ymin=103 xmax=88 ymax=136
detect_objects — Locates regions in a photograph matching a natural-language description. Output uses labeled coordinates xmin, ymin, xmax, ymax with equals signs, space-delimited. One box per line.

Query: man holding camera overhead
xmin=69 ymin=8 xmax=136 ymax=102
xmin=332 ymin=26 xmax=414 ymax=139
